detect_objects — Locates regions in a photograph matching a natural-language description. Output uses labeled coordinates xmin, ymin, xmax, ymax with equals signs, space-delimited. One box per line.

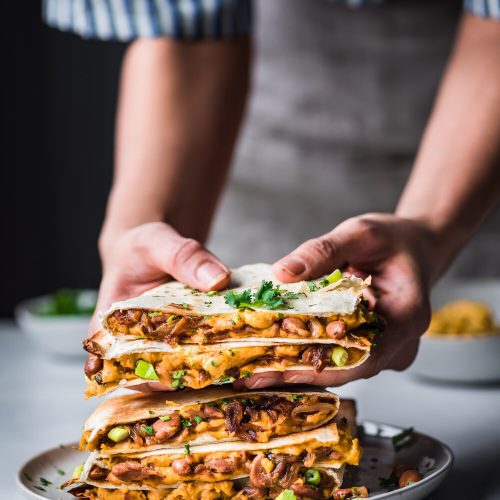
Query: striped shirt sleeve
xmin=42 ymin=0 xmax=253 ymax=41
xmin=463 ymin=0 xmax=500 ymax=19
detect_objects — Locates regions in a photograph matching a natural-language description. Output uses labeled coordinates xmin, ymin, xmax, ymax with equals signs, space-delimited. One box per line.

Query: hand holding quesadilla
xmin=83 ymin=263 xmax=382 ymax=398
xmin=243 ymin=214 xmax=432 ymax=389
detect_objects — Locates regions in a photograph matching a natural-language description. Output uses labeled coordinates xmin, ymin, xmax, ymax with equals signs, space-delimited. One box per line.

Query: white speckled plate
xmin=16 ymin=421 xmax=453 ymax=499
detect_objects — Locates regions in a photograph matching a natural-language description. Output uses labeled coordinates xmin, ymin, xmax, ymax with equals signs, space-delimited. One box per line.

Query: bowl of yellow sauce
xmin=410 ymin=280 xmax=500 ymax=382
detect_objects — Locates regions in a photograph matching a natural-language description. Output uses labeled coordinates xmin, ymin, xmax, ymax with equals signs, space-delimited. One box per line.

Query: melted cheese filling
xmin=106 ymin=308 xmax=374 ymax=345
xmin=83 ymin=395 xmax=337 ymax=452
xmin=96 ymin=429 xmax=359 ymax=487
xmin=85 ymin=345 xmax=366 ymax=397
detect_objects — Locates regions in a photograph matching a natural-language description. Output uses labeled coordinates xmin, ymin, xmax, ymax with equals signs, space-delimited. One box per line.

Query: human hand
xmin=239 ymin=213 xmax=437 ymax=389
xmin=85 ymin=222 xmax=230 ymax=390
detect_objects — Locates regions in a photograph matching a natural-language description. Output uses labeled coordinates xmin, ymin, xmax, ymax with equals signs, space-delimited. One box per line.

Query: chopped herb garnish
xmin=147 ymin=311 xmax=163 ymax=317
xmin=282 ymin=291 xmax=301 ymax=300
xmin=159 ymin=415 xmax=171 ymax=421
xmin=289 ymin=394 xmax=303 ymax=401
xmin=172 ymin=370 xmax=185 ymax=380
xmin=218 ymin=376 xmax=235 ymax=384
xmin=40 ymin=478 xmax=52 ymax=486
xmin=210 ymin=361 xmax=217 ymax=367
xmin=243 ymin=371 xmax=252 ymax=379
xmin=194 ymin=415 xmax=204 ymax=424
xmin=34 ymin=486 xmax=46 ymax=492
xmin=204 ymin=301 xmax=213 ymax=306
xmin=182 ymin=303 xmax=189 ymax=309
xmin=191 ymin=289 xmax=200 ymax=295
xmin=171 ymin=379 xmax=184 ymax=389
xmin=224 ymin=280 xmax=289 ymax=310
xmin=141 ymin=425 xmax=154 ymax=436
xmin=183 ymin=444 xmax=191 ymax=455
xmin=206 ymin=291 xmax=218 ymax=296
xmin=224 ymin=289 xmax=254 ymax=309
xmin=167 ymin=314 xmax=177 ymax=323
xmin=148 ymin=410 xmax=155 ymax=416
xmin=407 ymin=481 xmax=416 ymax=487
xmin=204 ymin=315 xmax=211 ymax=320
xmin=56 ymin=468 xmax=65 ymax=476
xmin=307 ymin=282 xmax=319 ymax=292
xmin=181 ymin=418 xmax=192 ymax=428
xmin=392 ymin=427 xmax=414 ymax=451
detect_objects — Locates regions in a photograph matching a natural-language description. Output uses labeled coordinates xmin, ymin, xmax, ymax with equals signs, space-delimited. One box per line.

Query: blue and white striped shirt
xmin=43 ymin=0 xmax=499 ymax=41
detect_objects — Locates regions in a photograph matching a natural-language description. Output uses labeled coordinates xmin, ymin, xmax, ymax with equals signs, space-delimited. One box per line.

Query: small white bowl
xmin=15 ymin=290 xmax=97 ymax=359
xmin=410 ymin=280 xmax=500 ymax=383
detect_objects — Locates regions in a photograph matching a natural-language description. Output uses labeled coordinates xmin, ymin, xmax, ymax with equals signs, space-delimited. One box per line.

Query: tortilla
xmin=81 ymin=387 xmax=340 ymax=453
xmin=98 ymin=263 xmax=382 ymax=347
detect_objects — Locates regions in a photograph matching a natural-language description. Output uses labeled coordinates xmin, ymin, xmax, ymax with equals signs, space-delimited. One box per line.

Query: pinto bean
xmin=203 ymin=405 xmax=225 ymax=419
xmin=399 ymin=469 xmax=422 ymax=487
xmin=110 ymin=461 xmax=162 ymax=481
xmin=152 ymin=413 xmax=181 ymax=441
xmin=308 ymin=318 xmax=325 ymax=338
xmin=282 ymin=317 xmax=309 ymax=337
xmin=326 ymin=320 xmax=347 ymax=340
xmin=84 ymin=354 xmax=103 ymax=378
xmin=171 ymin=456 xmax=193 ymax=476
xmin=205 ymin=457 xmax=239 ymax=474
xmin=291 ymin=483 xmax=324 ymax=499
xmin=224 ymin=401 xmax=244 ymax=433
xmin=250 ymin=455 xmax=288 ymax=488
xmin=88 ymin=465 xmax=107 ymax=481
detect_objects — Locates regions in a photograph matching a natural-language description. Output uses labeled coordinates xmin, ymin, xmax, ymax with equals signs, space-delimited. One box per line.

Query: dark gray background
xmin=2 ymin=0 xmax=499 ymax=316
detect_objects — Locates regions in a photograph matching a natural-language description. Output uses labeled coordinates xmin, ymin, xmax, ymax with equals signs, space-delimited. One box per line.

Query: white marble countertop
xmin=1 ymin=319 xmax=500 ymax=499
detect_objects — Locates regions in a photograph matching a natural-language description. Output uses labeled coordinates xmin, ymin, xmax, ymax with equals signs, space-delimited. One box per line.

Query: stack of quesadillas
xmin=65 ymin=389 xmax=361 ymax=499
xmin=65 ymin=264 xmax=380 ymax=499
xmin=83 ymin=264 xmax=381 ymax=398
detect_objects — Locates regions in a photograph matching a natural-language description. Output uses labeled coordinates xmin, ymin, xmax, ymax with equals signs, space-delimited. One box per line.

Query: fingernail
xmin=284 ymin=373 xmax=314 ymax=384
xmin=196 ymin=262 xmax=229 ymax=288
xmin=280 ymin=257 xmax=306 ymax=276
xmin=246 ymin=375 xmax=277 ymax=389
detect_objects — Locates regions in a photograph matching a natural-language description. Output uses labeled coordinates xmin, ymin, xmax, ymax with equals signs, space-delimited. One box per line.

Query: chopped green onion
xmin=107 ymin=426 xmax=130 ymax=443
xmin=275 ymin=490 xmax=296 ymax=500
xmin=181 ymin=418 xmax=192 ymax=428
xmin=331 ymin=347 xmax=349 ymax=367
xmin=326 ymin=269 xmax=343 ymax=284
xmin=147 ymin=311 xmax=163 ymax=317
xmin=172 ymin=370 xmax=185 ymax=380
xmin=304 ymin=468 xmax=321 ymax=486
xmin=72 ymin=465 xmax=84 ymax=479
xmin=135 ymin=359 xmax=159 ymax=381
xmin=159 ymin=415 xmax=171 ymax=421
xmin=219 ymin=376 xmax=235 ymax=384
xmin=243 ymin=371 xmax=252 ymax=379
xmin=206 ymin=291 xmax=218 ymax=296
xmin=141 ymin=425 xmax=154 ymax=436
xmin=40 ymin=478 xmax=52 ymax=487
xmin=183 ymin=444 xmax=191 ymax=455
xmin=167 ymin=315 xmax=177 ymax=323
xmin=194 ymin=415 xmax=204 ymax=424
xmin=289 ymin=394 xmax=303 ymax=401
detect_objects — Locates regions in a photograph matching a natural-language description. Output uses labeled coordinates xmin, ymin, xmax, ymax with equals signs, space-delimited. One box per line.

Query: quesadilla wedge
xmin=81 ymin=388 xmax=340 ymax=453
xmin=84 ymin=336 xmax=371 ymax=398
xmin=68 ymin=420 xmax=360 ymax=499
xmin=98 ymin=264 xmax=382 ymax=347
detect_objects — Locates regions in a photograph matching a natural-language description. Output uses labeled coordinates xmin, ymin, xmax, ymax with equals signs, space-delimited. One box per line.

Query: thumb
xmin=143 ymin=224 xmax=231 ymax=292
xmin=272 ymin=217 xmax=380 ymax=282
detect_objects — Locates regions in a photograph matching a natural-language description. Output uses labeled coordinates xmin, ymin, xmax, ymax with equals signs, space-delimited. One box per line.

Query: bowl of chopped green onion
xmin=15 ymin=289 xmax=97 ymax=358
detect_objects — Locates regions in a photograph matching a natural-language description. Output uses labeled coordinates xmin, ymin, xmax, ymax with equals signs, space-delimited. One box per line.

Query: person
xmin=44 ymin=0 xmax=500 ymax=390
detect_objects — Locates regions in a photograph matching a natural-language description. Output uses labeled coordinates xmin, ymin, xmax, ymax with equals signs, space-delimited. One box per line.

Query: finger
xmin=272 ymin=217 xmax=382 ymax=282
xmin=241 ymin=372 xmax=286 ymax=390
xmin=130 ymin=382 xmax=177 ymax=392
xmin=143 ymin=224 xmax=230 ymax=291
